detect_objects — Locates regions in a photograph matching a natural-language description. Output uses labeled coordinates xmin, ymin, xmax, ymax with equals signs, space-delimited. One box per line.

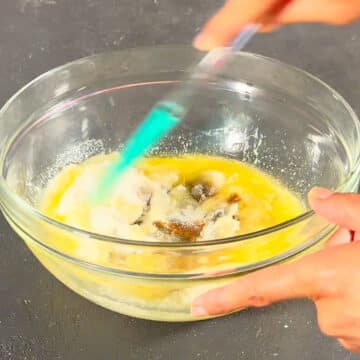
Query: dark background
xmin=0 ymin=1 xmax=360 ymax=359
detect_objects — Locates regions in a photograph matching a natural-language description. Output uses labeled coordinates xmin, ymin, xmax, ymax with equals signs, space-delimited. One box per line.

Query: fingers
xmin=194 ymin=0 xmax=360 ymax=50
xmin=309 ymin=188 xmax=360 ymax=232
xmin=316 ymin=298 xmax=353 ymax=338
xmin=316 ymin=298 xmax=360 ymax=352
xmin=260 ymin=23 xmax=281 ymax=33
xmin=193 ymin=0 xmax=275 ymax=50
xmin=325 ymin=228 xmax=352 ymax=248
xmin=338 ymin=338 xmax=360 ymax=352
xmin=192 ymin=250 xmax=338 ymax=317
xmin=278 ymin=0 xmax=360 ymax=25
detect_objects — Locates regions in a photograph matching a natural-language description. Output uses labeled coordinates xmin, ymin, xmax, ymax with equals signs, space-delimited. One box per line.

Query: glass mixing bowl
xmin=0 ymin=46 xmax=359 ymax=322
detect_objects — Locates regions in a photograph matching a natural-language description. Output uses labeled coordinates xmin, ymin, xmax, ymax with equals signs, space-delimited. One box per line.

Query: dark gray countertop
xmin=1 ymin=1 xmax=360 ymax=359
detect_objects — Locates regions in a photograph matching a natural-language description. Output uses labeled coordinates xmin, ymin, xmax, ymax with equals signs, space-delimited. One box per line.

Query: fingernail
xmin=193 ymin=33 xmax=218 ymax=51
xmin=191 ymin=304 xmax=209 ymax=317
xmin=311 ymin=187 xmax=333 ymax=200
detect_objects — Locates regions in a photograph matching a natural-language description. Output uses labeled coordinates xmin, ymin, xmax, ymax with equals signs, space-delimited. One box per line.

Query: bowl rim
xmin=1 ymin=46 xmax=359 ymax=248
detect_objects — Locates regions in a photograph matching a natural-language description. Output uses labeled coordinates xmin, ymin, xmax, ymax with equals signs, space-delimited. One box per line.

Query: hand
xmin=194 ymin=0 xmax=360 ymax=50
xmin=192 ymin=187 xmax=360 ymax=352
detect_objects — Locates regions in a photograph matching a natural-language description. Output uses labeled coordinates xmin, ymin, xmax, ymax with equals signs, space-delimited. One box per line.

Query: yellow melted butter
xmin=41 ymin=154 xmax=303 ymax=236
xmin=37 ymin=154 xmax=306 ymax=301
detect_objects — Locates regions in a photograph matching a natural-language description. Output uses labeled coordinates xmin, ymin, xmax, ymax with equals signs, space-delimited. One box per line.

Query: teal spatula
xmin=93 ymin=0 xmax=292 ymax=202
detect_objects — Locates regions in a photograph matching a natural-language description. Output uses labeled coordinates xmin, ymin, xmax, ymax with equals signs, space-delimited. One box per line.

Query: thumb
xmin=192 ymin=246 xmax=341 ymax=317
xmin=309 ymin=188 xmax=360 ymax=232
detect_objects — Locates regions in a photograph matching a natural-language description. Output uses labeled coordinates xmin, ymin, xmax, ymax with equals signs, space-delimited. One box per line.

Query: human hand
xmin=194 ymin=0 xmax=360 ymax=50
xmin=192 ymin=188 xmax=360 ymax=352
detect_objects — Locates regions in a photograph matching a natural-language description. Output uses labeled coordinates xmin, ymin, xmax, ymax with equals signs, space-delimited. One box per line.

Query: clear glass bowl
xmin=0 ymin=46 xmax=359 ymax=322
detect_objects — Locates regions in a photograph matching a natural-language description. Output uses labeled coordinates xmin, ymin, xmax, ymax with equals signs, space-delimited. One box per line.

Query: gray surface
xmin=0 ymin=1 xmax=360 ymax=359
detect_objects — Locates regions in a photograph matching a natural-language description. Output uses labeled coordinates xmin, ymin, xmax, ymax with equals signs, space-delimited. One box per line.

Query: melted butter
xmin=40 ymin=154 xmax=304 ymax=238
xmin=36 ymin=154 xmax=307 ymax=303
